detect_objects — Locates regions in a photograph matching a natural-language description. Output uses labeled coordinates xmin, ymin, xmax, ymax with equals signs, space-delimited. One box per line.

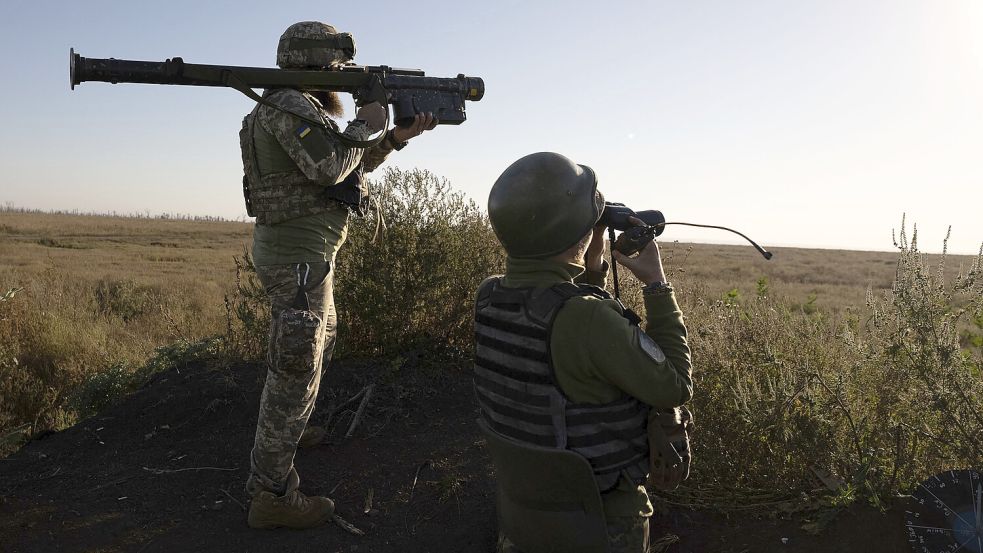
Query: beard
xmin=309 ymin=91 xmax=345 ymax=118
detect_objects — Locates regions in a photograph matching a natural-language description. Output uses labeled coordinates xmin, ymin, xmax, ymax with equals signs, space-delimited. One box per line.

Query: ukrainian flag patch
xmin=296 ymin=124 xmax=312 ymax=139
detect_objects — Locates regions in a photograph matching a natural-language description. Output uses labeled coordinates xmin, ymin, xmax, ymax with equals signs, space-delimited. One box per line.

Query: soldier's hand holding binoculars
xmin=584 ymin=223 xmax=608 ymax=273
xmin=611 ymin=217 xmax=667 ymax=286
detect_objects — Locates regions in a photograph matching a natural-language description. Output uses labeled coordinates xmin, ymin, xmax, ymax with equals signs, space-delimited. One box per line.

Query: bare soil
xmin=0 ymin=359 xmax=911 ymax=553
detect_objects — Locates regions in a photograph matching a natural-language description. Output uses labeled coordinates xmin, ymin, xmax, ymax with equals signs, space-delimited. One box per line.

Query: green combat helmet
xmin=276 ymin=21 xmax=356 ymax=69
xmin=488 ymin=152 xmax=604 ymax=259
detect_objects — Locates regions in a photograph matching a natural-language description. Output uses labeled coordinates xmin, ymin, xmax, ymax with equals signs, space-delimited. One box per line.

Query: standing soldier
xmin=240 ymin=21 xmax=436 ymax=529
xmin=475 ymin=152 xmax=693 ymax=551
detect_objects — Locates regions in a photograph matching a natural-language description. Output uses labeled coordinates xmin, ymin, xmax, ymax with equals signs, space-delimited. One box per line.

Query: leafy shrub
xmin=222 ymin=167 xmax=504 ymax=359
xmin=756 ymin=276 xmax=769 ymax=299
xmin=0 ymin=283 xmax=101 ymax=440
xmin=68 ymin=338 xmax=223 ymax=423
xmin=859 ymin=226 xmax=982 ymax=489
xmin=643 ymin=224 xmax=983 ymax=505
xmin=94 ymin=279 xmax=159 ymax=322
xmin=69 ymin=362 xmax=132 ymax=419
xmin=334 ymin=167 xmax=504 ymax=356
xmin=222 ymin=250 xmax=269 ymax=362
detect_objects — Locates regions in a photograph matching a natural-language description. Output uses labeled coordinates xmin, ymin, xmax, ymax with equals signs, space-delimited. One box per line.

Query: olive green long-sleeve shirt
xmin=500 ymin=256 xmax=693 ymax=519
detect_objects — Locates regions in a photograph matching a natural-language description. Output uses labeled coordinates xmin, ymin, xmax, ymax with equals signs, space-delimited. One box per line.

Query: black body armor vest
xmin=473 ymin=278 xmax=650 ymax=492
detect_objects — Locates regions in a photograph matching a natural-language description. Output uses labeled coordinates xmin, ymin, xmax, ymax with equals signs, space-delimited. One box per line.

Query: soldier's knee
xmin=271 ymin=307 xmax=324 ymax=373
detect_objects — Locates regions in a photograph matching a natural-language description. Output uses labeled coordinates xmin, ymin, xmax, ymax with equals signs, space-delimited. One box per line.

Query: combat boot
xmin=247 ymin=488 xmax=335 ymax=529
xmin=298 ymin=425 xmax=326 ymax=448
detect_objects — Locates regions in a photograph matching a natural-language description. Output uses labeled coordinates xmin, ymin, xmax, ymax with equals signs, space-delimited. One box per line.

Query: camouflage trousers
xmin=246 ymin=261 xmax=337 ymax=497
xmin=496 ymin=516 xmax=649 ymax=553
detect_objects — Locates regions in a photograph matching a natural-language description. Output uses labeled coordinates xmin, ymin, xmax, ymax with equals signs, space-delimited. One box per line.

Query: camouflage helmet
xmin=276 ymin=21 xmax=356 ymax=69
xmin=488 ymin=152 xmax=604 ymax=259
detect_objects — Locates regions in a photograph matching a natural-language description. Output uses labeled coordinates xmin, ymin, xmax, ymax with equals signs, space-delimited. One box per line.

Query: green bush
xmin=859 ymin=227 xmax=983 ymax=489
xmin=0 ymin=284 xmax=99 ymax=440
xmin=644 ymin=225 xmax=983 ymax=505
xmin=334 ymin=167 xmax=504 ymax=356
xmin=69 ymin=362 xmax=132 ymax=419
xmin=222 ymin=250 xmax=269 ymax=363
xmin=70 ymin=338 xmax=223 ymax=423
xmin=94 ymin=278 xmax=158 ymax=322
xmin=221 ymin=167 xmax=505 ymax=359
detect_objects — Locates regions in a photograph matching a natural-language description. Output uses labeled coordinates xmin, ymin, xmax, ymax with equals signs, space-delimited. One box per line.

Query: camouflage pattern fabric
xmin=246 ymin=261 xmax=336 ymax=497
xmin=277 ymin=21 xmax=354 ymax=69
xmin=646 ymin=406 xmax=694 ymax=492
xmin=244 ymin=88 xmax=391 ymax=224
xmin=495 ymin=516 xmax=650 ymax=553
xmin=360 ymin=134 xmax=395 ymax=174
xmin=256 ymin=89 xmax=369 ymax=185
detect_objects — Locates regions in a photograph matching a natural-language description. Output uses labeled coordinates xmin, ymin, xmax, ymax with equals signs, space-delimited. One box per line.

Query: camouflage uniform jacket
xmin=242 ymin=88 xmax=394 ymax=225
xmin=244 ymin=89 xmax=395 ymax=265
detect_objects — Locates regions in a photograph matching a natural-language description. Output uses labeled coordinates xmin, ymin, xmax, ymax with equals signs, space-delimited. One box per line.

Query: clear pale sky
xmin=0 ymin=0 xmax=980 ymax=254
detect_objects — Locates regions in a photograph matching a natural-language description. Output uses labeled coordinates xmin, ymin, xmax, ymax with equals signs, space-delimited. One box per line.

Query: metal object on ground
xmin=905 ymin=469 xmax=982 ymax=553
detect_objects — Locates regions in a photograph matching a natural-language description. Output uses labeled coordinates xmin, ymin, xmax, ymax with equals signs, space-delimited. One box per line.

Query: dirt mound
xmin=0 ymin=360 xmax=910 ymax=553
xmin=0 ymin=359 xmax=495 ymax=553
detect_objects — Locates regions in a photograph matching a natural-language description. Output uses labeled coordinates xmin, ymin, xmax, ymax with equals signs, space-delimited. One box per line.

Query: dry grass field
xmin=0 ymin=210 xmax=251 ymax=363
xmin=0 ymin=208 xmax=920 ymax=394
xmin=0 ymin=211 xmax=252 ymax=441
xmin=662 ymin=241 xmax=901 ymax=311
xmin=0 ymin=207 xmax=973 ymax=396
xmin=1 ymin=168 xmax=981 ymax=509
xmin=1 ymin=211 xmax=940 ymax=335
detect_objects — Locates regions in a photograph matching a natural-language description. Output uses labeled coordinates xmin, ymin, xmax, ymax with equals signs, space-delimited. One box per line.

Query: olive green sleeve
xmin=574 ymin=260 xmax=609 ymax=288
xmin=552 ymin=293 xmax=692 ymax=408
xmin=642 ymin=290 xmax=692 ymax=401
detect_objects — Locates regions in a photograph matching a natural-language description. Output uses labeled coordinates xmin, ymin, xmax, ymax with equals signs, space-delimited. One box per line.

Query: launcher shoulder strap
xmin=217 ymin=69 xmax=386 ymax=149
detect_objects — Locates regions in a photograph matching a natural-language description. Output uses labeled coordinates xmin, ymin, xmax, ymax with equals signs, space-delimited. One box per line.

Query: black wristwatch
xmin=386 ymin=129 xmax=409 ymax=151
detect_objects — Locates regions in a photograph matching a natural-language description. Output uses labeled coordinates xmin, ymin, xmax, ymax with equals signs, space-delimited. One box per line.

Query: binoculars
xmin=599 ymin=203 xmax=665 ymax=256
xmin=600 ymin=202 xmax=773 ymax=260
xmin=599 ymin=203 xmax=665 ymax=233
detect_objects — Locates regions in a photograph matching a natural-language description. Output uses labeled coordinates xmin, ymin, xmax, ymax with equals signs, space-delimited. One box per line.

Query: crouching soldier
xmin=474 ymin=152 xmax=693 ymax=552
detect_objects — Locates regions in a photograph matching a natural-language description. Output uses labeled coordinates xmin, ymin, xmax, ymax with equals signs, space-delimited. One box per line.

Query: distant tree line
xmin=0 ymin=203 xmax=246 ymax=223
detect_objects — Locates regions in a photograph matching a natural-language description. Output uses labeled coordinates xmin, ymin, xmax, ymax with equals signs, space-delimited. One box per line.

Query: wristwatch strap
xmin=642 ymin=281 xmax=673 ymax=295
xmin=386 ymin=129 xmax=409 ymax=151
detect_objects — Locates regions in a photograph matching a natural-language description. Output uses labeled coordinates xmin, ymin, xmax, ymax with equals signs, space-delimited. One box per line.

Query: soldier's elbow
xmin=678 ymin=382 xmax=694 ymax=404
